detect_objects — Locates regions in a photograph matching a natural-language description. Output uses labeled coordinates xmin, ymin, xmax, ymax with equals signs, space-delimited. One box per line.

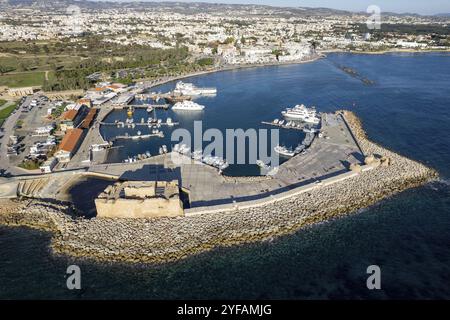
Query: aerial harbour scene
xmin=0 ymin=0 xmax=450 ymax=303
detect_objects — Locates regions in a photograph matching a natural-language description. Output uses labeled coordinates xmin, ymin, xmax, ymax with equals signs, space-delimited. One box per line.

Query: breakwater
xmin=0 ymin=111 xmax=438 ymax=264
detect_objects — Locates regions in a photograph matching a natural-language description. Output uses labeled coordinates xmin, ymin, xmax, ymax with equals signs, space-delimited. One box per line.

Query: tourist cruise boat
xmin=173 ymin=81 xmax=217 ymax=96
xmin=274 ymin=145 xmax=296 ymax=157
xmin=172 ymin=101 xmax=205 ymax=111
xmin=281 ymin=104 xmax=320 ymax=124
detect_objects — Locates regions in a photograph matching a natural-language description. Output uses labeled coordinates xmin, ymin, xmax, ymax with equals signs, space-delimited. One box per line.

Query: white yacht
xmin=173 ymin=81 xmax=217 ymax=96
xmin=256 ymin=160 xmax=270 ymax=170
xmin=281 ymin=104 xmax=320 ymax=124
xmin=274 ymin=145 xmax=296 ymax=157
xmin=172 ymin=100 xmax=205 ymax=111
xmin=178 ymin=144 xmax=191 ymax=155
xmin=192 ymin=150 xmax=203 ymax=161
xmin=303 ymin=127 xmax=319 ymax=134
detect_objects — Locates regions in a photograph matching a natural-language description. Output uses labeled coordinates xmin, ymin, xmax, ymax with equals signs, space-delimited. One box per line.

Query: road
xmin=0 ymin=96 xmax=29 ymax=176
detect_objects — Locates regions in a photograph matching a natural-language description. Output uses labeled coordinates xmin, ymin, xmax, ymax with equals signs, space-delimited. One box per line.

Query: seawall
xmin=0 ymin=111 xmax=438 ymax=264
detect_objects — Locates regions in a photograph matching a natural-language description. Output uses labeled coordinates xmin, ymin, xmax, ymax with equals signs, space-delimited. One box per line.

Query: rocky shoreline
xmin=0 ymin=111 xmax=438 ymax=264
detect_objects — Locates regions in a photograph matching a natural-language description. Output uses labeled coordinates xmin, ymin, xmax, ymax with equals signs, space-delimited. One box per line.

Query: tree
xmin=223 ymin=37 xmax=235 ymax=45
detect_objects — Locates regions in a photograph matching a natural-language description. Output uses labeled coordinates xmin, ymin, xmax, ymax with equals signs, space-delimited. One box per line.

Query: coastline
xmin=0 ymin=111 xmax=438 ymax=264
xmin=320 ymin=48 xmax=450 ymax=55
xmin=131 ymin=48 xmax=450 ymax=94
xmin=138 ymin=54 xmax=325 ymax=91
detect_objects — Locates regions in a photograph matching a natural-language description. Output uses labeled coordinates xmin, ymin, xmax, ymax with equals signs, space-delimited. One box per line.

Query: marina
xmin=173 ymin=143 xmax=230 ymax=172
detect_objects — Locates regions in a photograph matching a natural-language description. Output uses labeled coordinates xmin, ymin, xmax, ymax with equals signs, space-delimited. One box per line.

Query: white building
xmin=39 ymin=157 xmax=58 ymax=174
xmin=34 ymin=125 xmax=54 ymax=136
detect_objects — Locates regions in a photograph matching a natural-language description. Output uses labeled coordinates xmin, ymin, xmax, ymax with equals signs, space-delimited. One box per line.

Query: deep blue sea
xmin=1 ymin=53 xmax=450 ymax=299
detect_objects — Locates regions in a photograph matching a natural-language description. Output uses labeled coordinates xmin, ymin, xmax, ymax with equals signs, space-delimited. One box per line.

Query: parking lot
xmin=0 ymin=94 xmax=55 ymax=175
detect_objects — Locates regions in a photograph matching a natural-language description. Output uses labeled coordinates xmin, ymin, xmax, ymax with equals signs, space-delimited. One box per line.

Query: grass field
xmin=0 ymin=54 xmax=82 ymax=72
xmin=0 ymin=72 xmax=47 ymax=88
xmin=0 ymin=99 xmax=7 ymax=106
xmin=0 ymin=103 xmax=17 ymax=119
xmin=0 ymin=103 xmax=17 ymax=127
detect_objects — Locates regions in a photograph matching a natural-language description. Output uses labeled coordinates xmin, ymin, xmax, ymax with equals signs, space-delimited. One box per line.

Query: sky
xmin=117 ymin=0 xmax=450 ymax=15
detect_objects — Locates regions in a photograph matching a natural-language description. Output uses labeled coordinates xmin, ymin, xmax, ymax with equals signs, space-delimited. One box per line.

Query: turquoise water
xmin=1 ymin=53 xmax=450 ymax=299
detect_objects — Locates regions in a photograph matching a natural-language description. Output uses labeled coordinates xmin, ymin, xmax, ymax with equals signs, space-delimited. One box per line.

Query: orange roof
xmin=61 ymin=109 xmax=79 ymax=121
xmin=59 ymin=128 xmax=83 ymax=153
xmin=81 ymin=108 xmax=98 ymax=129
xmin=77 ymin=98 xmax=91 ymax=104
xmin=94 ymin=87 xmax=107 ymax=92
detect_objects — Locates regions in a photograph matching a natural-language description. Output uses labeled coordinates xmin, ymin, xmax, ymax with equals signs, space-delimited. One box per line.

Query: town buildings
xmin=0 ymin=2 xmax=447 ymax=65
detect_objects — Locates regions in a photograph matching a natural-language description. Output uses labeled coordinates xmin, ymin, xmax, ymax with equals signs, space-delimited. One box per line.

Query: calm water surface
xmin=1 ymin=53 xmax=450 ymax=299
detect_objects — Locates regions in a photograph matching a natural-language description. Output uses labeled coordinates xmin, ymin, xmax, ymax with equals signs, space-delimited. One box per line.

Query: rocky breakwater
xmin=0 ymin=199 xmax=73 ymax=233
xmin=0 ymin=110 xmax=438 ymax=264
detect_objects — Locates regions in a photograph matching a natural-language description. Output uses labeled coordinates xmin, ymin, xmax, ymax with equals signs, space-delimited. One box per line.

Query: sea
xmin=1 ymin=52 xmax=449 ymax=299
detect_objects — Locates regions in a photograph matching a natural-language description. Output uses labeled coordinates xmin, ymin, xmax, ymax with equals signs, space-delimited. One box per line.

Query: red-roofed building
xmin=77 ymin=98 xmax=92 ymax=108
xmin=60 ymin=106 xmax=88 ymax=132
xmin=61 ymin=109 xmax=79 ymax=122
xmin=55 ymin=128 xmax=84 ymax=162
xmin=81 ymin=108 xmax=98 ymax=129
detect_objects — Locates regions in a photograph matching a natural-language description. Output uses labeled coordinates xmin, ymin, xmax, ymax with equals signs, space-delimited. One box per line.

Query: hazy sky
xmin=118 ymin=0 xmax=450 ymax=15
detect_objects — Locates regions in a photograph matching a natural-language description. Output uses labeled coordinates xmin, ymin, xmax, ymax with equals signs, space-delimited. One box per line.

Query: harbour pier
xmin=99 ymin=121 xmax=179 ymax=127
xmin=111 ymin=131 xmax=164 ymax=142
xmin=135 ymin=93 xmax=192 ymax=104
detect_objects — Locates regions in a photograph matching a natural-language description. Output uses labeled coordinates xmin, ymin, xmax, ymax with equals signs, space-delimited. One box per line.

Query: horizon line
xmin=82 ymin=0 xmax=450 ymax=16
